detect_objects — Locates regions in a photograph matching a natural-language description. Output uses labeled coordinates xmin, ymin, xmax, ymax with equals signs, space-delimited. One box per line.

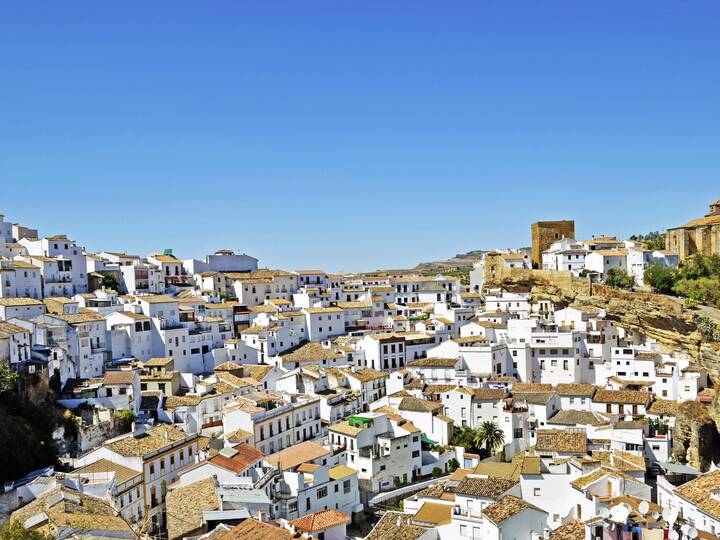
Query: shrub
xmin=605 ymin=268 xmax=635 ymax=289
xmin=114 ymin=409 xmax=137 ymax=432
xmin=644 ymin=263 xmax=677 ymax=294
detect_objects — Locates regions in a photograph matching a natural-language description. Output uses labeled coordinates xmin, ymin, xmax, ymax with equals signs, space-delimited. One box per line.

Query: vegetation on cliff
xmin=645 ymin=254 xmax=720 ymax=308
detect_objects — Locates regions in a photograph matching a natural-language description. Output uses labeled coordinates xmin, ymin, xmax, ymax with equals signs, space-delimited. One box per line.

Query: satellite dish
xmin=609 ymin=504 xmax=630 ymax=523
xmin=669 ymin=531 xmax=679 ymax=540
xmin=638 ymin=500 xmax=650 ymax=515
xmin=651 ymin=510 xmax=660 ymax=520
xmin=663 ymin=507 xmax=678 ymax=526
xmin=687 ymin=527 xmax=698 ymax=538
xmin=599 ymin=507 xmax=610 ymax=518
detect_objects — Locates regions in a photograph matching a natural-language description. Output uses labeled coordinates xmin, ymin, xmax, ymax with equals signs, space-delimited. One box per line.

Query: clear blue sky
xmin=1 ymin=2 xmax=719 ymax=272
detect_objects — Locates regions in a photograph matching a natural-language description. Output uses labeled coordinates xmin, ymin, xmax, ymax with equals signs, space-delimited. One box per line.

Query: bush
xmin=673 ymin=277 xmax=720 ymax=307
xmin=695 ymin=315 xmax=720 ymax=342
xmin=605 ymin=268 xmax=635 ymax=289
xmin=114 ymin=409 xmax=137 ymax=432
xmin=432 ymin=467 xmax=443 ymax=478
xmin=0 ymin=521 xmax=52 ymax=539
xmin=447 ymin=458 xmax=459 ymax=472
xmin=0 ymin=364 xmax=19 ymax=394
xmin=644 ymin=263 xmax=677 ymax=294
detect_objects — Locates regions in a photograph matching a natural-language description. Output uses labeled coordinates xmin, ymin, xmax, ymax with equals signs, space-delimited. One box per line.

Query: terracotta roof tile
xmin=289 ymin=509 xmax=350 ymax=532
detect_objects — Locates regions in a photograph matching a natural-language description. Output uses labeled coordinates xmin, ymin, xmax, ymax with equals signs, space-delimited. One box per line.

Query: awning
xmin=421 ymin=434 xmax=438 ymax=445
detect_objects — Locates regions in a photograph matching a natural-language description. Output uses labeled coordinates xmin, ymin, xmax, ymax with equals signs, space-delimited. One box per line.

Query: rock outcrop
xmin=672 ymin=401 xmax=720 ymax=471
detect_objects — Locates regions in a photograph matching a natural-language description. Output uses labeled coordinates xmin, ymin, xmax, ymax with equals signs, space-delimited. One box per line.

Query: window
xmin=533 ymin=488 xmax=541 ymax=496
xmin=317 ymin=487 xmax=327 ymax=499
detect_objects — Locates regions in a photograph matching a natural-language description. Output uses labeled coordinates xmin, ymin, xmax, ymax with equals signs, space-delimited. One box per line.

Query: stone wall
xmin=78 ymin=417 xmax=124 ymax=453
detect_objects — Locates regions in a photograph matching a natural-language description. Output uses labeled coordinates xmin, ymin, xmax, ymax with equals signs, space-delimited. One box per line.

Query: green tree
xmin=450 ymin=426 xmax=483 ymax=454
xmin=0 ymin=521 xmax=52 ymax=539
xmin=447 ymin=458 xmax=459 ymax=472
xmin=431 ymin=466 xmax=443 ymax=478
xmin=644 ymin=263 xmax=677 ymax=294
xmin=605 ymin=268 xmax=635 ymax=289
xmin=99 ymin=272 xmax=119 ymax=290
xmin=0 ymin=364 xmax=19 ymax=394
xmin=473 ymin=421 xmax=505 ymax=456
xmin=629 ymin=231 xmax=666 ymax=251
xmin=677 ymin=254 xmax=720 ymax=280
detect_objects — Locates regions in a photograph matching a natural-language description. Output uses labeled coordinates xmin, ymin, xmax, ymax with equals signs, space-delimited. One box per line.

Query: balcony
xmin=46 ymin=275 xmax=73 ymax=283
xmin=159 ymin=321 xmax=184 ymax=331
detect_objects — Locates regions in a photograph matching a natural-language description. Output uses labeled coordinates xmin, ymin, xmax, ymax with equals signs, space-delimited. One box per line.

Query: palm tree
xmin=473 ymin=421 xmax=505 ymax=456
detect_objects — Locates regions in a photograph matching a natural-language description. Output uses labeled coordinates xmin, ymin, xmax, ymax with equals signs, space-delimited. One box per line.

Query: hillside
xmin=373 ymin=247 xmax=531 ymax=283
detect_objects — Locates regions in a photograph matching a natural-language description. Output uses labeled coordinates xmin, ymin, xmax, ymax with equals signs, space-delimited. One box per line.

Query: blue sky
xmin=1 ymin=1 xmax=719 ymax=272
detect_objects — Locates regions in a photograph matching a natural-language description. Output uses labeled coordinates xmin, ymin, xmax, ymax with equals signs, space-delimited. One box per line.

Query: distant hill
xmin=370 ymin=247 xmax=530 ymax=284
xmin=413 ymin=247 xmax=531 ymax=272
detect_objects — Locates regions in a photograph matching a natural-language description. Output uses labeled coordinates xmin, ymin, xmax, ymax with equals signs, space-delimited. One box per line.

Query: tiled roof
xmin=536 ymin=429 xmax=586 ymax=454
xmin=675 ymin=470 xmax=720 ymax=520
xmin=593 ymin=389 xmax=650 ymax=405
xmin=412 ymin=502 xmax=452 ymax=526
xmin=105 ymin=425 xmax=194 ymax=457
xmin=455 ymin=476 xmax=518 ymax=499
xmin=570 ymin=466 xmax=636 ymax=489
xmin=549 ymin=519 xmax=585 ymax=540
xmin=72 ymin=458 xmax=141 ymax=485
xmin=0 ymin=297 xmax=43 ymax=306
xmin=329 ymin=464 xmax=357 ymax=480
xmin=398 ymin=397 xmax=443 ymax=413
xmin=342 ymin=367 xmax=388 ymax=383
xmin=209 ymin=443 xmax=264 ymax=473
xmin=511 ymin=383 xmax=553 ymax=393
xmin=143 ymin=356 xmax=174 ymax=367
xmin=406 ymin=357 xmax=458 ymax=367
xmin=423 ymin=384 xmax=457 ymax=394
xmin=265 ymin=441 xmax=330 ymax=470
xmin=138 ymin=294 xmax=179 ymax=304
xmin=242 ymin=364 xmax=275 ymax=380
xmin=590 ymin=450 xmax=646 ymax=473
xmin=102 ymin=370 xmax=136 ymax=385
xmin=365 ymin=511 xmax=428 ymax=540
xmin=512 ymin=391 xmax=556 ymax=405
xmin=647 ymin=398 xmax=679 ymax=416
xmin=470 ymin=388 xmax=506 ymax=401
xmin=10 ymin=485 xmax=132 ymax=536
xmin=289 ymin=509 xmax=350 ymax=532
xmin=329 ymin=421 xmax=365 ymax=436
xmin=219 ymin=518 xmax=294 ymax=540
xmin=166 ymin=476 xmax=219 ymax=540
xmin=555 ymin=384 xmax=597 ymax=397
xmin=483 ymin=495 xmax=546 ymax=524
xmin=547 ymin=410 xmax=611 ymax=427
xmin=280 ymin=341 xmax=343 ymax=364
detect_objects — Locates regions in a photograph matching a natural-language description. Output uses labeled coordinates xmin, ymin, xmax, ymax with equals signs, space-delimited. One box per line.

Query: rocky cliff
xmin=672 ymin=401 xmax=720 ymax=471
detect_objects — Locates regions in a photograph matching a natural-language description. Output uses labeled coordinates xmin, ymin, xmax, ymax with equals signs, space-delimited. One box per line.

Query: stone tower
xmin=530 ymin=220 xmax=576 ymax=268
